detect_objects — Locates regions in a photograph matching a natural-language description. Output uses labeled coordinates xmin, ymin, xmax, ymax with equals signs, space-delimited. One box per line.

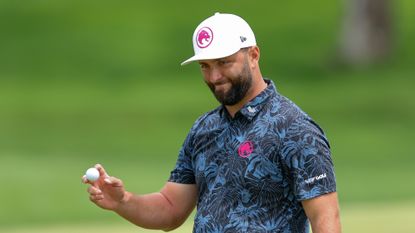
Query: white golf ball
xmin=85 ymin=167 xmax=100 ymax=182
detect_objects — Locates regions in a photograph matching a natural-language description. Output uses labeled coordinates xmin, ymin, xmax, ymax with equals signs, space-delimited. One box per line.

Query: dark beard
xmin=207 ymin=61 xmax=252 ymax=106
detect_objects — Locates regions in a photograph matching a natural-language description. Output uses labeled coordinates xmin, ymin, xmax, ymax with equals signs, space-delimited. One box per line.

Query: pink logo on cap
xmin=238 ymin=141 xmax=254 ymax=158
xmin=196 ymin=27 xmax=213 ymax=48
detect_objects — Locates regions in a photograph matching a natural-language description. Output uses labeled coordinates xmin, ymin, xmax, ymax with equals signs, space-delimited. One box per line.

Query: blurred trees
xmin=338 ymin=0 xmax=393 ymax=66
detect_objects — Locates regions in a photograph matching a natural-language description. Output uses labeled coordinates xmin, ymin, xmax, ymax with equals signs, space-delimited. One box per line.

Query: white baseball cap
xmin=181 ymin=13 xmax=256 ymax=66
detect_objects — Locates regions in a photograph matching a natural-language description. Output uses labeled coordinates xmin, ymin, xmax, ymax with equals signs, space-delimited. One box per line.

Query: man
xmin=83 ymin=13 xmax=341 ymax=232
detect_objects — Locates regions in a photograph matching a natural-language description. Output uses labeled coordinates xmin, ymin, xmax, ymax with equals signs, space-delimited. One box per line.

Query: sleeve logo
xmin=304 ymin=173 xmax=327 ymax=184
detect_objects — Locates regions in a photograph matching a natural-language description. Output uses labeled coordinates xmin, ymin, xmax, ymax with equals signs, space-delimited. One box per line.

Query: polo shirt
xmin=169 ymin=79 xmax=336 ymax=233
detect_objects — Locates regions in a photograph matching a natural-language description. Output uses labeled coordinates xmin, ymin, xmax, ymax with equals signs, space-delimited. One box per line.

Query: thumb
xmin=94 ymin=164 xmax=110 ymax=179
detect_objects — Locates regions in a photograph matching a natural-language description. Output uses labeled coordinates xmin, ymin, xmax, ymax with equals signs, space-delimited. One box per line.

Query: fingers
xmin=82 ymin=175 xmax=88 ymax=184
xmin=81 ymin=174 xmax=99 ymax=187
xmin=88 ymin=185 xmax=104 ymax=202
xmin=81 ymin=163 xmax=108 ymax=185
xmin=89 ymin=192 xmax=104 ymax=202
xmin=89 ymin=195 xmax=104 ymax=202
xmin=81 ymin=165 xmax=123 ymax=188
xmin=82 ymin=164 xmax=125 ymax=206
xmin=81 ymin=175 xmax=96 ymax=186
xmin=103 ymin=176 xmax=124 ymax=187
xmin=95 ymin=164 xmax=110 ymax=179
xmin=88 ymin=185 xmax=102 ymax=195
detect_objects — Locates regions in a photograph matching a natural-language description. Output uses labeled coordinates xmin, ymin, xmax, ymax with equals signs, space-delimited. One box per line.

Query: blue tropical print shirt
xmin=169 ymin=79 xmax=336 ymax=233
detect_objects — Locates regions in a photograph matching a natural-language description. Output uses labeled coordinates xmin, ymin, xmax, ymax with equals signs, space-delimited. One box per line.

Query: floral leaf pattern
xmin=169 ymin=79 xmax=336 ymax=233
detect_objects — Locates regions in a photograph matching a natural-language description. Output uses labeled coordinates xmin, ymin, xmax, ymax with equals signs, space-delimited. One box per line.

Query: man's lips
xmin=214 ymin=82 xmax=230 ymax=91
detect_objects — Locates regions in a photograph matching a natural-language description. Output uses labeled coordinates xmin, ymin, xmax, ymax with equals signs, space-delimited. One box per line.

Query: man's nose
xmin=207 ymin=67 xmax=223 ymax=84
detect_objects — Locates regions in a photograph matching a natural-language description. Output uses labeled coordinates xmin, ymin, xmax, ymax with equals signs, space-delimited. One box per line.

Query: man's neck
xmin=225 ymin=78 xmax=267 ymax=118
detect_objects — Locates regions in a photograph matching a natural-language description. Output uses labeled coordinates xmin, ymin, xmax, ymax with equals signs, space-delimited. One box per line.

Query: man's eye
xmin=219 ymin=60 xmax=229 ymax=65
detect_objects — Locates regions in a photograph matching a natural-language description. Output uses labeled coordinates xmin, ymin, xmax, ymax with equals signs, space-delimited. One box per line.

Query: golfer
xmin=83 ymin=13 xmax=341 ymax=233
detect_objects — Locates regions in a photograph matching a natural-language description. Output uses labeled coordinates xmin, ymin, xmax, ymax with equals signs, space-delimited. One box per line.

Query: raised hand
xmin=82 ymin=164 xmax=129 ymax=211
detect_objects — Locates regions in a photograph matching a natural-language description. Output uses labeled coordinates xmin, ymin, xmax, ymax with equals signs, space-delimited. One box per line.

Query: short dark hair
xmin=240 ymin=47 xmax=251 ymax=53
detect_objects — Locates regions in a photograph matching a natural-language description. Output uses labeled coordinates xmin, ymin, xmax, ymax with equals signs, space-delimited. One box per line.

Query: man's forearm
xmin=114 ymin=191 xmax=183 ymax=231
xmin=309 ymin=211 xmax=342 ymax=233
xmin=302 ymin=192 xmax=342 ymax=233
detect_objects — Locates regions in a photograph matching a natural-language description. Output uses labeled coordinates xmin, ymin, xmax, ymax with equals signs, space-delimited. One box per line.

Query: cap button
xmin=214 ymin=12 xmax=221 ymax=16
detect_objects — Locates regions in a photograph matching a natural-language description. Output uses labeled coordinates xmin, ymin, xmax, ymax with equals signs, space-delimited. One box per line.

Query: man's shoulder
xmin=267 ymin=91 xmax=310 ymax=125
xmin=269 ymin=92 xmax=328 ymax=143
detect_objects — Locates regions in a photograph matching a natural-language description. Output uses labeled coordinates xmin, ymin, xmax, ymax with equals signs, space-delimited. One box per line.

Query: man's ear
xmin=249 ymin=46 xmax=260 ymax=68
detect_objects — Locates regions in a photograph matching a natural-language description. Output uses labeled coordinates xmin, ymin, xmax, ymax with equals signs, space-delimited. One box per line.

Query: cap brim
xmin=180 ymin=47 xmax=241 ymax=66
xmin=180 ymin=55 xmax=200 ymax=66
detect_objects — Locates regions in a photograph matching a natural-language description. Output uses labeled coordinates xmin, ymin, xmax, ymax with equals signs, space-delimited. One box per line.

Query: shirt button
xmin=247 ymin=106 xmax=256 ymax=113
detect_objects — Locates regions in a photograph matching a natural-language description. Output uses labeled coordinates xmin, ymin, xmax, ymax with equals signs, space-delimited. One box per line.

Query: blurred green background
xmin=0 ymin=0 xmax=414 ymax=232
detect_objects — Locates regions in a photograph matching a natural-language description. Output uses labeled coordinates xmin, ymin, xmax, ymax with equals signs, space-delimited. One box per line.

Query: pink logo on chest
xmin=238 ymin=141 xmax=254 ymax=158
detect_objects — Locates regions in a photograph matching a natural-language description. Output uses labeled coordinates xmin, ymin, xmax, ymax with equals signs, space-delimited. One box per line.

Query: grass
xmin=2 ymin=201 xmax=415 ymax=233
xmin=0 ymin=73 xmax=414 ymax=227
